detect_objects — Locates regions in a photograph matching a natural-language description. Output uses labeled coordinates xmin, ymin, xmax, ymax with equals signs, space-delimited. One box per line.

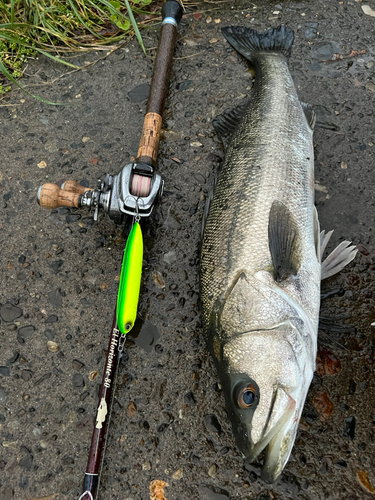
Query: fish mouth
xmin=243 ymin=386 xmax=297 ymax=483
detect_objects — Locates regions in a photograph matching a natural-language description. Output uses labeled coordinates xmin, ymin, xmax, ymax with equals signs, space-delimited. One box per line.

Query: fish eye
xmin=238 ymin=384 xmax=257 ymax=409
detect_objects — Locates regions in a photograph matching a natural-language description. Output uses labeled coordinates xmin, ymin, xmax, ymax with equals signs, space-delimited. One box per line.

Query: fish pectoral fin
xmin=313 ymin=206 xmax=321 ymax=262
xmin=268 ymin=201 xmax=302 ymax=282
xmin=320 ymin=230 xmax=358 ymax=280
xmin=213 ymin=103 xmax=249 ymax=149
xmin=301 ymin=102 xmax=316 ymax=130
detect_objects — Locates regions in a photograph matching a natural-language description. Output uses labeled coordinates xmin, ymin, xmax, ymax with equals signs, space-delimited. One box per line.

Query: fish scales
xmin=200 ymin=25 xmax=322 ymax=483
xmin=201 ymin=53 xmax=319 ymax=336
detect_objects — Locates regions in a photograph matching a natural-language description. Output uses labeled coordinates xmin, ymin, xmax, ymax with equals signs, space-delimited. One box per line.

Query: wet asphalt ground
xmin=1 ymin=0 xmax=375 ymax=499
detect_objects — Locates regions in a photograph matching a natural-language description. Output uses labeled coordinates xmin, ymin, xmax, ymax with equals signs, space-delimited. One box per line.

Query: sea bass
xmin=200 ymin=25 xmax=357 ymax=482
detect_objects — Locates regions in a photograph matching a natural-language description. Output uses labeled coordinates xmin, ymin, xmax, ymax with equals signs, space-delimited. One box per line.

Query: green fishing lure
xmin=116 ymin=221 xmax=143 ymax=334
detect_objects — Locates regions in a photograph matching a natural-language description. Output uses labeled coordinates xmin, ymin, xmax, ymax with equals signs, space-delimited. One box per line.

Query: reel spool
xmin=131 ymin=174 xmax=151 ymax=198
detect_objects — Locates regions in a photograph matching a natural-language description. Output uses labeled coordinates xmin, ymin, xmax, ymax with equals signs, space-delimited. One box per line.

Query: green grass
xmin=0 ymin=0 xmax=159 ymax=93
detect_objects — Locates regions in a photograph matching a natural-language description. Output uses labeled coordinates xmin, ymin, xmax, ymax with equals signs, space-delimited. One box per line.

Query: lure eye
xmin=238 ymin=384 xmax=257 ymax=409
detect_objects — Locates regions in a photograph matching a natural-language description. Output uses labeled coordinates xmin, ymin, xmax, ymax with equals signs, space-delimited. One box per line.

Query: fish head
xmin=220 ymin=325 xmax=313 ymax=483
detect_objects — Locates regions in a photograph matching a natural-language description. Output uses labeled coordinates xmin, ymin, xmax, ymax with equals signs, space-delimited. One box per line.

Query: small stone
xmin=72 ymin=360 xmax=85 ymax=371
xmin=44 ymin=329 xmax=55 ymax=340
xmin=128 ymin=83 xmax=150 ymax=102
xmin=343 ymin=416 xmax=356 ymax=440
xmin=21 ymin=370 xmax=33 ymax=381
xmin=72 ymin=373 xmax=84 ymax=388
xmin=204 ymin=414 xmax=222 ymax=434
xmin=349 ymin=379 xmax=356 ymax=395
xmin=89 ymin=370 xmax=99 ymax=381
xmin=172 ymin=468 xmax=183 ymax=480
xmin=66 ymin=214 xmax=81 ymax=223
xmin=63 ymin=227 xmax=72 ymax=237
xmin=143 ymin=461 xmax=152 ymax=471
xmin=19 ymin=453 xmax=33 ymax=470
xmin=82 ymin=137 xmax=90 ymax=143
xmin=163 ymin=251 xmax=177 ymax=265
xmin=46 ymin=315 xmax=58 ymax=324
xmin=0 ymin=303 xmax=22 ymax=322
xmin=38 ymin=161 xmax=47 ymax=168
xmin=47 ymin=341 xmax=59 ymax=352
xmin=334 ymin=460 xmax=347 ymax=468
xmin=190 ymin=141 xmax=203 ymax=147
xmin=0 ymin=366 xmax=10 ymax=376
xmin=2 ymin=486 xmax=14 ymax=500
xmin=0 ymin=386 xmax=8 ymax=403
xmin=48 ymin=289 xmax=63 ymax=308
xmin=184 ymin=391 xmax=196 ymax=405
xmin=208 ymin=464 xmax=218 ymax=478
xmin=80 ymin=298 xmax=91 ymax=308
xmin=18 ymin=325 xmax=35 ymax=340
xmin=126 ymin=401 xmax=137 ymax=417
xmin=40 ymin=439 xmax=49 ymax=449
xmin=366 ymin=82 xmax=375 ymax=93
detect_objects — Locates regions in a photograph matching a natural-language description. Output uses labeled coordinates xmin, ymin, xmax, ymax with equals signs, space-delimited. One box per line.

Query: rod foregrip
xmin=137 ymin=0 xmax=183 ymax=166
xmin=37 ymin=183 xmax=81 ymax=209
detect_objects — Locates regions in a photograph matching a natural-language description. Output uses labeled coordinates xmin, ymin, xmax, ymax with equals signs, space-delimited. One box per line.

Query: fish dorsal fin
xmin=213 ymin=103 xmax=249 ymax=149
xmin=301 ymin=102 xmax=316 ymax=130
xmin=268 ymin=201 xmax=302 ymax=282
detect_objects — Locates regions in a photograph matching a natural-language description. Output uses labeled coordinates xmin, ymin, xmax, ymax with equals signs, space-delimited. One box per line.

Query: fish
xmin=200 ymin=25 xmax=357 ymax=483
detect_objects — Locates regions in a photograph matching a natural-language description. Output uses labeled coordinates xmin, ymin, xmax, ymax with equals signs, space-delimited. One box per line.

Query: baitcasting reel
xmin=37 ymin=162 xmax=164 ymax=225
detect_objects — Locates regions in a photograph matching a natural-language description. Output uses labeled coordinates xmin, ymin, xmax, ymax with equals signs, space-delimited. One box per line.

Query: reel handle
xmin=37 ymin=182 xmax=90 ymax=209
xmin=61 ymin=180 xmax=94 ymax=195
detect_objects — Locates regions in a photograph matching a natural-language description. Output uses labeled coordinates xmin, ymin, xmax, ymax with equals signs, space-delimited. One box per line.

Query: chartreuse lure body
xmin=116 ymin=221 xmax=143 ymax=334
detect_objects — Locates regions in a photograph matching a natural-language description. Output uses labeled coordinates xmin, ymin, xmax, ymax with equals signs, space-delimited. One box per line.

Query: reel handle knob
xmin=37 ymin=183 xmax=81 ymax=209
xmin=61 ymin=180 xmax=94 ymax=195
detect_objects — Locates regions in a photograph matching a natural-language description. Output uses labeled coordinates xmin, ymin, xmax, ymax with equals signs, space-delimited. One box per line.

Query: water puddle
xmin=127 ymin=318 xmax=160 ymax=352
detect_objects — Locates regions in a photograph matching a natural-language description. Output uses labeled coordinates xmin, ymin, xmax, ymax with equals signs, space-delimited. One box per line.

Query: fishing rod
xmin=36 ymin=1 xmax=183 ymax=498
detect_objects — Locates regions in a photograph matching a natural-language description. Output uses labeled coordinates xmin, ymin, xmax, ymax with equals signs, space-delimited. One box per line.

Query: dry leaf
xmin=150 ymin=480 xmax=168 ymax=500
xmin=313 ymin=392 xmax=334 ymax=420
xmin=357 ymin=470 xmax=375 ymax=494
xmin=362 ymin=5 xmax=375 ymax=17
xmin=126 ymin=401 xmax=137 ymax=417
xmin=316 ymin=347 xmax=341 ymax=376
xmin=152 ymin=271 xmax=165 ymax=289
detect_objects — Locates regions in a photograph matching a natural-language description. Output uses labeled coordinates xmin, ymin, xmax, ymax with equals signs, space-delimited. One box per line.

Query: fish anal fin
xmin=213 ymin=103 xmax=249 ymax=149
xmin=301 ymin=102 xmax=316 ymax=130
xmin=268 ymin=201 xmax=302 ymax=282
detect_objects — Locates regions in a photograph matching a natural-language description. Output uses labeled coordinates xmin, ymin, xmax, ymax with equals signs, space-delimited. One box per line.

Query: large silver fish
xmin=200 ymin=25 xmax=357 ymax=482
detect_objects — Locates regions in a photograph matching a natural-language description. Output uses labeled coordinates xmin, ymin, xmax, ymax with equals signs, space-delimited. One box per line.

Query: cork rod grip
xmin=38 ymin=183 xmax=81 ymax=209
xmin=137 ymin=112 xmax=163 ymax=166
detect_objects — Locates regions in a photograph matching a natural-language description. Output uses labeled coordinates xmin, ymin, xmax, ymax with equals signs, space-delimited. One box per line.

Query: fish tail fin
xmin=320 ymin=230 xmax=358 ymax=280
xmin=222 ymin=25 xmax=294 ymax=61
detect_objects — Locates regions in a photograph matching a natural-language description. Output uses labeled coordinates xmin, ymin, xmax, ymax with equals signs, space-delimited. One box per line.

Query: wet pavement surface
xmin=1 ymin=1 xmax=375 ymax=499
